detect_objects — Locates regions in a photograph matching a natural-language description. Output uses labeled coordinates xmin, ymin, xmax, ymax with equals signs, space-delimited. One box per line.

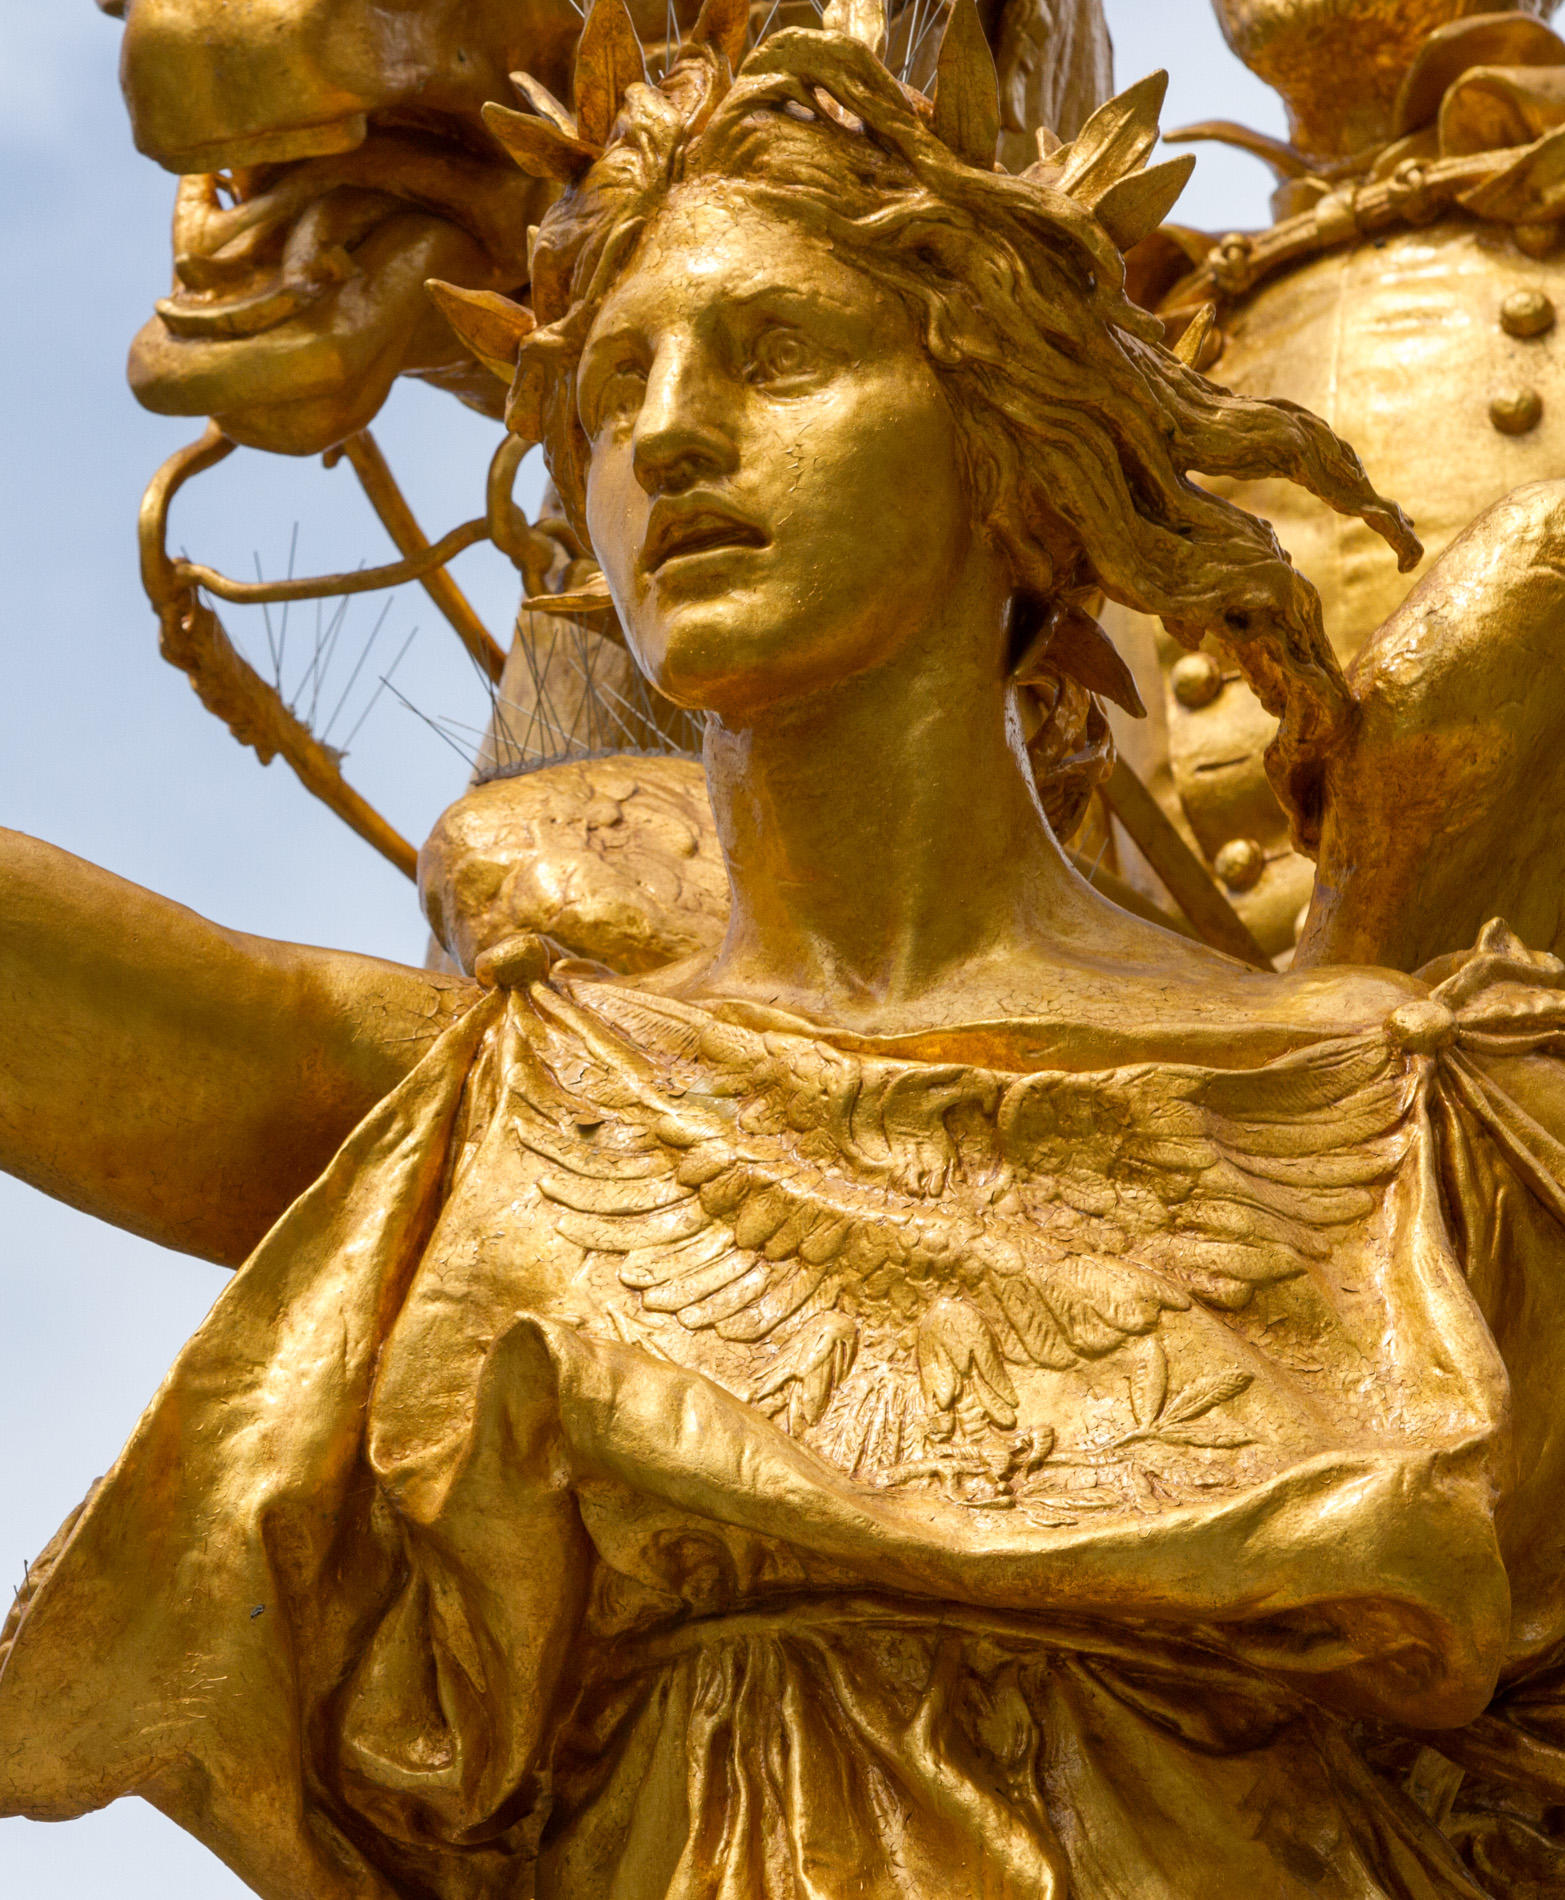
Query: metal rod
xmin=340 ymin=430 xmax=507 ymax=681
xmin=173 ymin=516 xmax=492 ymax=608
xmin=1099 ymin=757 xmax=1270 ymax=968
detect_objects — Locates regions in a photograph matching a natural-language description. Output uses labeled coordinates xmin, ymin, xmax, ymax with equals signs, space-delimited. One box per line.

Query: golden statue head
xmin=443 ymin=0 xmax=1418 ymax=835
xmin=1211 ymin=0 xmax=1562 ymax=156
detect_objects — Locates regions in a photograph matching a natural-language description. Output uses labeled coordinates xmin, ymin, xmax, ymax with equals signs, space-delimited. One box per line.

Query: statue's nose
xmin=120 ymin=0 xmax=383 ymax=171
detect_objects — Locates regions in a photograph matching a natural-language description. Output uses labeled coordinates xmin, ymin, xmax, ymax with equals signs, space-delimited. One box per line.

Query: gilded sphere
xmin=1171 ymin=650 xmax=1225 ymax=709
xmin=1490 ymin=387 xmax=1544 ymax=435
xmin=1500 ymin=289 xmax=1557 ymax=339
xmin=1214 ymin=836 xmax=1267 ymax=892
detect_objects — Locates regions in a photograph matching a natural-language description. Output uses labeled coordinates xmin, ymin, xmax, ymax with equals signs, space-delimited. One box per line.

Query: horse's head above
xmin=99 ymin=0 xmax=1111 ymax=455
xmin=109 ymin=0 xmax=685 ymax=452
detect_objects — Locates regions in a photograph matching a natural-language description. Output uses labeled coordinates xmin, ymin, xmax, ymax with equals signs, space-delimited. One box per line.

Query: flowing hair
xmin=502 ymin=27 xmax=1419 ymax=843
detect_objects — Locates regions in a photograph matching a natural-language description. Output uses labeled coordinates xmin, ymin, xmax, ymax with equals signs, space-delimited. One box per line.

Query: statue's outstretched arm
xmin=1298 ymin=479 xmax=1565 ymax=973
xmin=0 ymin=829 xmax=475 ymax=1265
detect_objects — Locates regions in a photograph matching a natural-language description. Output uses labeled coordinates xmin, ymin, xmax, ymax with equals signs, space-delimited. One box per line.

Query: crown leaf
xmin=575 ymin=0 xmax=649 ymax=148
xmin=690 ymin=0 xmax=750 ymax=69
xmin=483 ymin=101 xmax=597 ymax=181
xmin=821 ymin=0 xmax=888 ymax=59
xmin=1173 ymin=302 xmax=1217 ymax=368
xmin=931 ymin=0 xmax=1000 ymax=170
xmin=425 ymin=281 xmax=536 ymax=384
xmin=1057 ymin=70 xmax=1168 ymax=208
xmin=510 ymin=70 xmax=579 ymax=137
xmin=1014 ymin=599 xmax=1145 ymax=716
xmin=1092 ymin=153 xmax=1196 ymax=252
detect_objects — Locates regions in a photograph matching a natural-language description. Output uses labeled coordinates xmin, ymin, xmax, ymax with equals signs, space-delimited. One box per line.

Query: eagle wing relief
xmin=506 ymin=978 xmax=1422 ymax=1526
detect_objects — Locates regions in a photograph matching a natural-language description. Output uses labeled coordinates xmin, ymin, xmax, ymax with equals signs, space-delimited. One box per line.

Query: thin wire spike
xmin=341 ymin=626 xmax=418 ymax=752
xmin=902 ymin=0 xmax=945 ymax=83
xmin=292 ymin=567 xmax=361 ymax=719
xmin=309 ymin=597 xmax=325 ymax=725
xmin=383 ymin=679 xmax=482 ymax=768
xmin=755 ymin=0 xmax=788 ymax=47
xmin=892 ymin=0 xmax=921 ymax=81
xmin=309 ymin=589 xmax=354 ymax=729
xmin=433 ymin=713 xmax=508 ymax=740
xmin=320 ymin=595 xmax=394 ymax=745
xmin=253 ymin=552 xmax=280 ymax=684
xmin=277 ymin=521 xmax=299 ymax=696
xmin=556 ymin=640 xmax=702 ymax=753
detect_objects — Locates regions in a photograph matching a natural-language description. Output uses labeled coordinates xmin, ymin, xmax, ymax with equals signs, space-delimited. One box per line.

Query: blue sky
xmin=0 ymin=2 xmax=1281 ymax=1890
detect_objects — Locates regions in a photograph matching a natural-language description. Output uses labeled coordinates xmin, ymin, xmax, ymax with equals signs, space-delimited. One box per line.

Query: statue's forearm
xmin=0 ymin=829 xmax=476 ymax=1265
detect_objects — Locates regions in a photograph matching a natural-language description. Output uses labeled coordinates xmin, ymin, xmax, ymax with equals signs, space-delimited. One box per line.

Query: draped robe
xmin=7 ymin=925 xmax=1565 ymax=1897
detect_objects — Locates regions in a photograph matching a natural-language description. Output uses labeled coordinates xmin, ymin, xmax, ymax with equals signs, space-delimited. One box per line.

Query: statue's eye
xmin=746 ymin=327 xmax=819 ymax=387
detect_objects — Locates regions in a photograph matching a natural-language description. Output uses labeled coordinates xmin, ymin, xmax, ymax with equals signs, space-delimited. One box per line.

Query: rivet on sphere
xmin=1501 ymin=289 xmax=1556 ymax=338
xmin=1515 ymin=222 xmax=1559 ymax=259
xmin=1171 ymin=651 xmax=1224 ymax=709
xmin=1490 ymin=387 xmax=1543 ymax=435
xmin=1214 ymin=837 xmax=1265 ymax=892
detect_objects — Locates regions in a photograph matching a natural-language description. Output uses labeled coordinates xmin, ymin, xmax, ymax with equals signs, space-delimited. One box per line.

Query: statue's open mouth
xmin=129 ymin=121 xmax=541 ymax=449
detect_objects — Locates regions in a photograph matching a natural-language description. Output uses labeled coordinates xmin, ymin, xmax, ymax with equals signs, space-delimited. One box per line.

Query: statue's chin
xmin=127 ymin=213 xmax=492 ymax=456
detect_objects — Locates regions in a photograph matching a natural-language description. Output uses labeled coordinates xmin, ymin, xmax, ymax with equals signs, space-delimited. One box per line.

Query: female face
xmin=578 ymin=183 xmax=986 ymax=722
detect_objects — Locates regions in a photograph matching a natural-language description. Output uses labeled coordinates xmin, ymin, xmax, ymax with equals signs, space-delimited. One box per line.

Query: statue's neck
xmin=694 ymin=595 xmax=1087 ymax=1023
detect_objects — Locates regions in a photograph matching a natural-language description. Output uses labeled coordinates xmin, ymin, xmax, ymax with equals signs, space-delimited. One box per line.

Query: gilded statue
xmin=1110 ymin=0 xmax=1565 ymax=967
xmin=13 ymin=2 xmax=1565 ymax=1895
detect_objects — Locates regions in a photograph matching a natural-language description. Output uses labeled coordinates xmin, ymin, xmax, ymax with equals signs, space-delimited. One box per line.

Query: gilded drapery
xmin=9 ymin=930 xmax=1565 ymax=1895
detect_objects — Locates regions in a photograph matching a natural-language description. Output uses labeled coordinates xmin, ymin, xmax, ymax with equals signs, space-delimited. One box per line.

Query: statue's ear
xmin=425 ymin=282 xmax=536 ymax=385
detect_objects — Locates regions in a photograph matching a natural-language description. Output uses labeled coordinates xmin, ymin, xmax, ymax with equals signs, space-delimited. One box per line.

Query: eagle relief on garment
xmin=14 ymin=0 xmax=1565 ymax=1894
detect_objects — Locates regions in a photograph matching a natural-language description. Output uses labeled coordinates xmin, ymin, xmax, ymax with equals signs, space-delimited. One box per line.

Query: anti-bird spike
xmin=471 ymin=17 xmax=1187 ymax=297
